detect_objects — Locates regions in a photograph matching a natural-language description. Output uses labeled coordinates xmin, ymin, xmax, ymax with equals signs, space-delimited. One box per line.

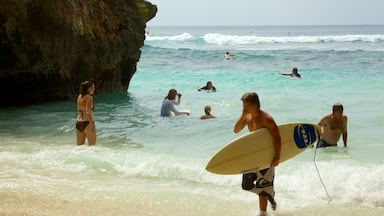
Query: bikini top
xmin=77 ymin=105 xmax=94 ymax=120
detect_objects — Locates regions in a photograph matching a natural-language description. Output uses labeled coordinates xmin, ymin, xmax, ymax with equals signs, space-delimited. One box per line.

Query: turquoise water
xmin=1 ymin=25 xmax=384 ymax=215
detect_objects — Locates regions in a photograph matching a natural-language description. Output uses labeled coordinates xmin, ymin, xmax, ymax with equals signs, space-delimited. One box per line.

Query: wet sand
xmin=1 ymin=188 xmax=383 ymax=216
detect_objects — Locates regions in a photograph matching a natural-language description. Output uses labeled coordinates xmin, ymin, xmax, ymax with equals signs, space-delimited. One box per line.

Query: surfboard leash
xmin=314 ymin=145 xmax=333 ymax=203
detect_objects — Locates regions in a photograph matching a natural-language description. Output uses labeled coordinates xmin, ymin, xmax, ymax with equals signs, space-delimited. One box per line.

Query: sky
xmin=147 ymin=0 xmax=384 ymax=26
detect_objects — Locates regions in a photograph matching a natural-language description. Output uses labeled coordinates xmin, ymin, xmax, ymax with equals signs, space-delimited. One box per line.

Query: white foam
xmin=203 ymin=33 xmax=384 ymax=45
xmin=146 ymin=32 xmax=194 ymax=41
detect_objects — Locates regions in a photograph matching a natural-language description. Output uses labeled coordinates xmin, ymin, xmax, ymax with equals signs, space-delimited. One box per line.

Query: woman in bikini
xmin=76 ymin=81 xmax=96 ymax=145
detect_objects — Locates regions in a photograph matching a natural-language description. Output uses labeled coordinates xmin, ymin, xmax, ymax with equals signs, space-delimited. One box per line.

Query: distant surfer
xmin=317 ymin=103 xmax=348 ymax=148
xmin=224 ymin=51 xmax=235 ymax=61
xmin=233 ymin=92 xmax=281 ymax=216
xmin=160 ymin=89 xmax=190 ymax=117
xmin=198 ymin=81 xmax=216 ymax=92
xmin=280 ymin=67 xmax=302 ymax=79
xmin=199 ymin=105 xmax=216 ymax=120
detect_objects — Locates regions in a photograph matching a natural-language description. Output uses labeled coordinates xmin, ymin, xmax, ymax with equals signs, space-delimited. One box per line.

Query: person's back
xmin=200 ymin=105 xmax=215 ymax=120
xmin=160 ymin=98 xmax=174 ymax=116
xmin=75 ymin=81 xmax=96 ymax=146
xmin=77 ymin=95 xmax=92 ymax=121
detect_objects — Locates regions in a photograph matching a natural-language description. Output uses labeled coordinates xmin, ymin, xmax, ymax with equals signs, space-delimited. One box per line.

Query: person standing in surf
xmin=76 ymin=81 xmax=96 ymax=145
xmin=233 ymin=92 xmax=281 ymax=216
xmin=317 ymin=103 xmax=348 ymax=148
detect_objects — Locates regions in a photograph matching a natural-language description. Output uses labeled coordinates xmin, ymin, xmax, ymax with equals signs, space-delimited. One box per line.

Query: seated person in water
xmin=200 ymin=105 xmax=216 ymax=120
xmin=198 ymin=81 xmax=216 ymax=92
xmin=280 ymin=67 xmax=302 ymax=79
xmin=160 ymin=89 xmax=190 ymax=117
xmin=317 ymin=103 xmax=348 ymax=148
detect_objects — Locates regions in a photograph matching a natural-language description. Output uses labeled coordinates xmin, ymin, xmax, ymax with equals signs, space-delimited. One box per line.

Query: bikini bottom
xmin=76 ymin=121 xmax=90 ymax=132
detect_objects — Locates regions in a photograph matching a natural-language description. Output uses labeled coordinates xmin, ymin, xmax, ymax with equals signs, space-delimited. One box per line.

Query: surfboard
xmin=206 ymin=123 xmax=320 ymax=175
xmin=171 ymin=110 xmax=190 ymax=117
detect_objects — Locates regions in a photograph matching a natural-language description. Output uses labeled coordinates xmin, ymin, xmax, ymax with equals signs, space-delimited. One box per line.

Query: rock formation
xmin=0 ymin=0 xmax=157 ymax=106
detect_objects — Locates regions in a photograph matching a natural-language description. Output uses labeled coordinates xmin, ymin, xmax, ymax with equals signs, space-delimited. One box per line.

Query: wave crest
xmin=146 ymin=33 xmax=194 ymax=41
xmin=203 ymin=33 xmax=384 ymax=45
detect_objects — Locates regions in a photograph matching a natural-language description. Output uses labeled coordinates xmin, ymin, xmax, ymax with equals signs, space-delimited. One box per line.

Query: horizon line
xmin=147 ymin=24 xmax=384 ymax=27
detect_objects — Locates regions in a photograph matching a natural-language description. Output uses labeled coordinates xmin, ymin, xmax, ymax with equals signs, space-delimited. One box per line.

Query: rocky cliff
xmin=0 ymin=0 xmax=156 ymax=106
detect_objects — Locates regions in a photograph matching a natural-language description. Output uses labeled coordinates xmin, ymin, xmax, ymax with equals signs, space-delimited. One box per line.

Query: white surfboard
xmin=171 ymin=110 xmax=190 ymax=117
xmin=206 ymin=123 xmax=320 ymax=175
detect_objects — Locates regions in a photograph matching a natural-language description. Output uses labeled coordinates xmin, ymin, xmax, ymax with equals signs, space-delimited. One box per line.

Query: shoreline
xmin=1 ymin=188 xmax=383 ymax=216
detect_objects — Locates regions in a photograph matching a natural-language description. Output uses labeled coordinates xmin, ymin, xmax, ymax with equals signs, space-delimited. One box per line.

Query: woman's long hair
xmin=79 ymin=81 xmax=94 ymax=97
xmin=165 ymin=89 xmax=177 ymax=100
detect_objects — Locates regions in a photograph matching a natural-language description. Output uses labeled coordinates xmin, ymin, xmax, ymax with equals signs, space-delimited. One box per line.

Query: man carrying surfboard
xmin=233 ymin=92 xmax=281 ymax=216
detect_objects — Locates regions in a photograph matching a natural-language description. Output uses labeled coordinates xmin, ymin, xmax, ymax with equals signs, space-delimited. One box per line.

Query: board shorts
xmin=316 ymin=139 xmax=337 ymax=148
xmin=242 ymin=167 xmax=275 ymax=198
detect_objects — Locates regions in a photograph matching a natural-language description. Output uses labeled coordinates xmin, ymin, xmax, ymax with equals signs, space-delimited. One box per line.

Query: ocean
xmin=1 ymin=25 xmax=384 ymax=216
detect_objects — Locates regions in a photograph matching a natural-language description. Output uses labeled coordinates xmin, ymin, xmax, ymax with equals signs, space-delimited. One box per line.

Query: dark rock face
xmin=0 ymin=0 xmax=156 ymax=106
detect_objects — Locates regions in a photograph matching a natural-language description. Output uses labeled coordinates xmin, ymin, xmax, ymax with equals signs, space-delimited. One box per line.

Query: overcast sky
xmin=147 ymin=0 xmax=384 ymax=26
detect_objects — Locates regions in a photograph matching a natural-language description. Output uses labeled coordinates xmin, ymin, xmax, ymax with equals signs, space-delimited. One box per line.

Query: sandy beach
xmin=2 ymin=186 xmax=384 ymax=216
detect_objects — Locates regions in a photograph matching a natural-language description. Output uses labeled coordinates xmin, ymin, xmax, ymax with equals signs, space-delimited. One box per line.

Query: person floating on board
xmin=198 ymin=81 xmax=216 ymax=92
xmin=280 ymin=67 xmax=302 ymax=79
xmin=233 ymin=92 xmax=281 ymax=216
xmin=200 ymin=105 xmax=216 ymax=120
xmin=317 ymin=103 xmax=348 ymax=148
xmin=160 ymin=89 xmax=190 ymax=117
xmin=224 ymin=51 xmax=235 ymax=61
